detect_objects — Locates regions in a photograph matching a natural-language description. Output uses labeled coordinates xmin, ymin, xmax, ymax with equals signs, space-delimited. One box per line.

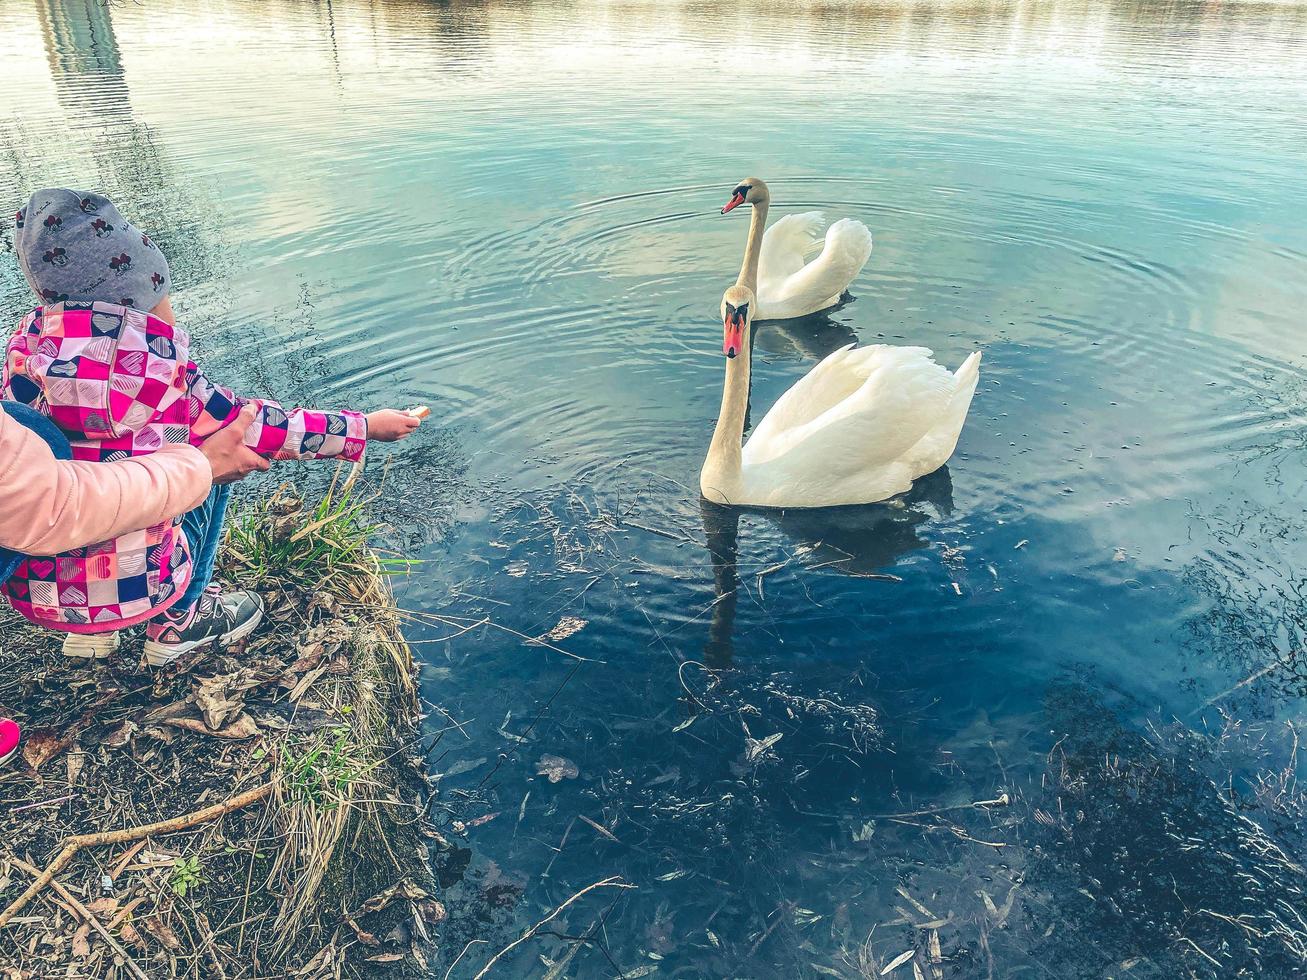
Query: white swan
xmin=721 ymin=177 xmax=873 ymax=320
xmin=700 ymin=178 xmax=981 ymax=509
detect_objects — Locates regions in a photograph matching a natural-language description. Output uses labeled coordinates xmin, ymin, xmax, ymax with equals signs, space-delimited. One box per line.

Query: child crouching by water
xmin=2 ymin=188 xmax=421 ymax=665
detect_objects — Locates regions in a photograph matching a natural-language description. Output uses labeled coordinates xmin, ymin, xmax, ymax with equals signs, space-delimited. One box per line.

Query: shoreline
xmin=0 ymin=482 xmax=443 ymax=977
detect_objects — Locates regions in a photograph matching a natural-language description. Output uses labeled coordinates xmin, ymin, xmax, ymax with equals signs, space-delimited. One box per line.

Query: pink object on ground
xmin=0 ymin=718 xmax=20 ymax=766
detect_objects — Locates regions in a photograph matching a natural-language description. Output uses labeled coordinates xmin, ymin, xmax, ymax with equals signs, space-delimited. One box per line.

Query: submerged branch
xmin=868 ymin=793 xmax=1010 ymax=820
xmin=472 ymin=876 xmax=635 ymax=979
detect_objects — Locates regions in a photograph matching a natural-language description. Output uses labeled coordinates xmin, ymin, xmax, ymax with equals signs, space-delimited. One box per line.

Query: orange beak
xmin=723 ymin=313 xmax=743 ymax=358
xmin=721 ymin=191 xmax=745 ymax=214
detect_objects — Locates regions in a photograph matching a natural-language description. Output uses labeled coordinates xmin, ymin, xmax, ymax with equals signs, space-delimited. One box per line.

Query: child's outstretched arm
xmin=186 ymin=366 xmax=380 ymax=461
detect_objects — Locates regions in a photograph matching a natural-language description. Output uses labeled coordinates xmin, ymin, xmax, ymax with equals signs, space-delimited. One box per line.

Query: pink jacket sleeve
xmin=187 ymin=366 xmax=368 ymax=463
xmin=0 ymin=404 xmax=213 ymax=556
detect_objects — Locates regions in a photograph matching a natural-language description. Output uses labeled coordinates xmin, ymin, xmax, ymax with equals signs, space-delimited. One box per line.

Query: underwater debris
xmin=537 ymin=754 xmax=580 ymax=783
xmin=1021 ymin=682 xmax=1307 ymax=977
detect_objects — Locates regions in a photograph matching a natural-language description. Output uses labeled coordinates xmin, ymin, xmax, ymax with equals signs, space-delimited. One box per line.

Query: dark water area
xmin=3 ymin=0 xmax=1307 ymax=975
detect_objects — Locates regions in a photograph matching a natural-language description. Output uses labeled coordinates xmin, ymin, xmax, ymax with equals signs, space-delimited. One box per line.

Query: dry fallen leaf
xmin=536 ymin=754 xmax=579 ymax=783
xmin=579 ymin=814 xmax=619 ymax=842
xmin=357 ymin=878 xmax=429 ymax=917
xmin=85 ymin=898 xmax=118 ymax=918
xmin=243 ymin=699 xmax=340 ymax=733
xmin=287 ymin=664 xmax=328 ymax=703
xmin=141 ymin=915 xmax=182 ymax=951
xmin=745 ymin=732 xmax=783 ymax=763
xmin=103 ymin=721 xmax=136 ymax=750
xmin=21 ymin=730 xmax=71 ymax=771
xmin=192 ymin=670 xmax=266 ymax=729
xmin=442 ymin=756 xmax=487 ymax=779
xmin=410 ymin=941 xmax=429 ymax=971
xmin=539 ymin=616 xmax=587 ymax=643
xmin=881 ymin=950 xmax=916 ymax=975
xmin=195 ymin=680 xmax=244 ymax=729
xmin=289 ymin=642 xmax=325 ymax=673
xmin=70 ymin=922 xmax=91 ymax=959
xmin=164 ymin=713 xmax=260 ymax=740
xmin=65 ymin=752 xmax=84 ymax=787
xmin=417 ymin=898 xmax=446 ymax=925
xmin=345 ymin=917 xmax=379 ymax=946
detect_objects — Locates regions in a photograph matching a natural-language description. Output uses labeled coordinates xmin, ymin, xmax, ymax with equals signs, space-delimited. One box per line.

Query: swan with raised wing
xmin=721 ymin=177 xmax=873 ymax=320
xmin=700 ymin=177 xmax=982 ymax=509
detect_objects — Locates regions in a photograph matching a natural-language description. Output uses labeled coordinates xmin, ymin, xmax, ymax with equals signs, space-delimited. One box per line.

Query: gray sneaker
xmin=143 ymin=584 xmax=264 ymax=666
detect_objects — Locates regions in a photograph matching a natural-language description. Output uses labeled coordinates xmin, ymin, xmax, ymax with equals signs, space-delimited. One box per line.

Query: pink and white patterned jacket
xmin=2 ymin=302 xmax=367 ymax=632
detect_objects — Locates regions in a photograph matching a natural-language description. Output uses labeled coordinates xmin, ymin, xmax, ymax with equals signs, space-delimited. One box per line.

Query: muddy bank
xmin=0 ymin=487 xmax=444 ymax=978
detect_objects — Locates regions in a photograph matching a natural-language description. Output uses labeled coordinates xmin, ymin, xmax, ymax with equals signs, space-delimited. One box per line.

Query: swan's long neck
xmin=738 ymin=200 xmax=768 ymax=293
xmin=704 ymin=340 xmax=750 ymax=492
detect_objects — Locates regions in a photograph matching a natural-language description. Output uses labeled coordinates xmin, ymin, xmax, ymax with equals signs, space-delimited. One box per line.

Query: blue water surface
xmin=2 ymin=1 xmax=1307 ymax=975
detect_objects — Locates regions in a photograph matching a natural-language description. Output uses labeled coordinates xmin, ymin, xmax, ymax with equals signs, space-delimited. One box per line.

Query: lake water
xmin=3 ymin=0 xmax=1307 ymax=976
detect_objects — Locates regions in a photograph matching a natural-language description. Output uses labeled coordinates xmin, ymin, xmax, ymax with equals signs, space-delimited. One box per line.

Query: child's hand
xmin=200 ymin=404 xmax=272 ymax=484
xmin=366 ymin=409 xmax=422 ymax=442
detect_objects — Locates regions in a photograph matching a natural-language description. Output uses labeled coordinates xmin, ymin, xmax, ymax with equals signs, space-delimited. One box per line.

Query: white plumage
xmin=755 ymin=213 xmax=874 ymax=320
xmin=731 ymin=345 xmax=982 ymax=507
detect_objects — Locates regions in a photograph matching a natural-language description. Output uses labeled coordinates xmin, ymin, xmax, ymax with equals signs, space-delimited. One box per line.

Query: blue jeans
xmin=0 ymin=402 xmax=72 ymax=582
xmin=178 ymin=484 xmax=231 ymax=610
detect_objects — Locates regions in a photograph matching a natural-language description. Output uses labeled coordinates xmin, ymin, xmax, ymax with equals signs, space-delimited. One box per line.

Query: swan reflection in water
xmin=700 ymin=465 xmax=954 ymax=666
xmin=750 ymin=305 xmax=859 ymax=363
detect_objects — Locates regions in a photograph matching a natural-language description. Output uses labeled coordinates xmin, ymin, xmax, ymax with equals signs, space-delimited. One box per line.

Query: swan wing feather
xmin=747 ymin=342 xmax=878 ymax=453
xmin=743 ymin=346 xmax=955 ymax=486
xmin=758 ymin=211 xmax=828 ymax=286
xmin=762 ymin=218 xmax=873 ymax=317
xmin=899 ymin=350 xmax=983 ymax=475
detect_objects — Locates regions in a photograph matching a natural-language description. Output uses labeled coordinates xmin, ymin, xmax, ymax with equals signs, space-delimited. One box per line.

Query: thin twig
xmin=622 ymin=519 xmax=695 ymax=543
xmin=541 ymin=817 xmax=578 ymax=880
xmin=578 ymin=814 xmax=619 ymax=842
xmin=435 ymin=706 xmax=474 ymax=740
xmin=412 ymin=617 xmax=490 ymax=644
xmin=868 ymin=793 xmax=1009 ymax=820
xmin=444 ymin=939 xmax=489 ymax=980
xmin=9 ymin=795 xmax=72 ymax=814
xmin=8 ymin=856 xmax=150 ymax=980
xmin=425 ymin=611 xmax=600 ymax=663
xmin=472 ymin=877 xmax=634 ymax=979
xmin=1202 ymin=652 xmax=1299 ymax=708
xmin=748 ymin=902 xmax=791 ymax=958
xmin=0 ymin=782 xmax=274 ymax=928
